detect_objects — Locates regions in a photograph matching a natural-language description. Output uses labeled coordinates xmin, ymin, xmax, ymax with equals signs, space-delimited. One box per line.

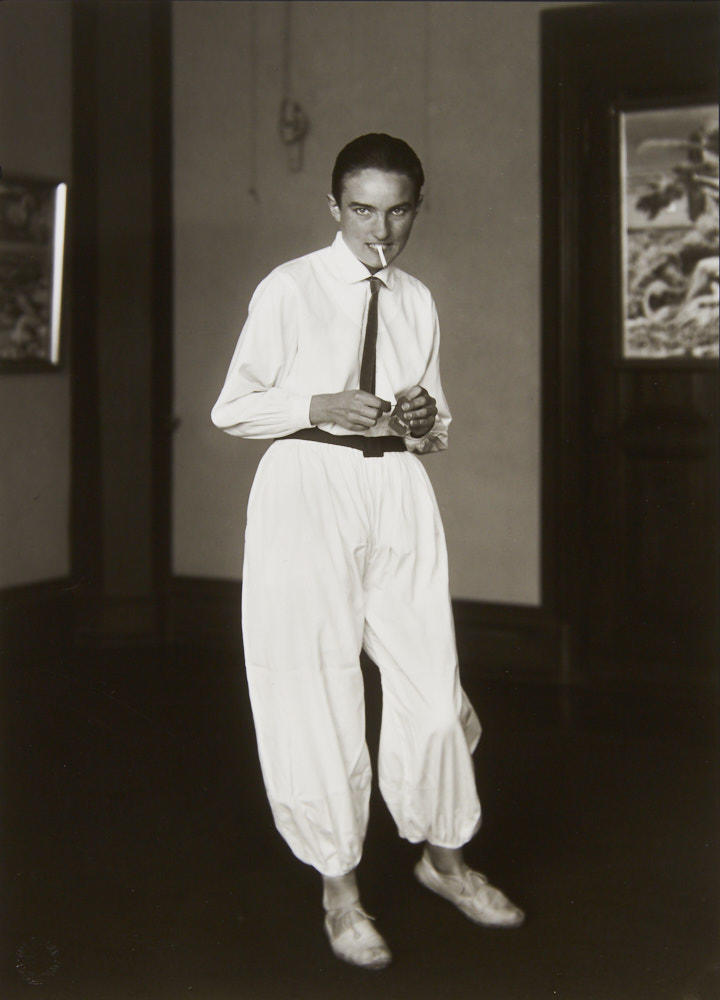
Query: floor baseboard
xmin=168 ymin=576 xmax=562 ymax=683
xmin=0 ymin=578 xmax=76 ymax=660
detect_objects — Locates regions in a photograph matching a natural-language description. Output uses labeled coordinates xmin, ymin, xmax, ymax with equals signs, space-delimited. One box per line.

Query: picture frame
xmin=0 ymin=175 xmax=68 ymax=372
xmin=618 ymin=102 xmax=719 ymax=363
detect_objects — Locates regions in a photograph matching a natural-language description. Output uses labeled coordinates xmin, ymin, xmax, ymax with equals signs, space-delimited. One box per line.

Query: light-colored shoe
xmin=324 ymin=903 xmax=392 ymax=970
xmin=414 ymin=852 xmax=525 ymax=928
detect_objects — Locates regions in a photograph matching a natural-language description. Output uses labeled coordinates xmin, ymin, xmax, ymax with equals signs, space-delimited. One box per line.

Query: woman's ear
xmin=327 ymin=193 xmax=341 ymax=223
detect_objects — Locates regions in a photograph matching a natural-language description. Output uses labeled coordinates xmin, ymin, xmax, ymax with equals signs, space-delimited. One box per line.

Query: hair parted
xmin=331 ymin=133 xmax=425 ymax=205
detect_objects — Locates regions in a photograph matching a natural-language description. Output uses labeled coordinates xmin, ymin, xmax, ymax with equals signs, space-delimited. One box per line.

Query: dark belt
xmin=277 ymin=426 xmax=406 ymax=458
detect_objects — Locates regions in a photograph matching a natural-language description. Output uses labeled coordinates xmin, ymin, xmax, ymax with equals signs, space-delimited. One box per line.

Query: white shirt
xmin=211 ymin=232 xmax=451 ymax=453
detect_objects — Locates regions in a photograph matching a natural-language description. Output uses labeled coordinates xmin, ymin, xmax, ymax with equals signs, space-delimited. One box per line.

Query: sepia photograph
xmin=1 ymin=3 xmax=718 ymax=1000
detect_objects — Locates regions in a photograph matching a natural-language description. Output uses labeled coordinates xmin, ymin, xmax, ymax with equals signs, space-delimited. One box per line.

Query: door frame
xmin=70 ymin=1 xmax=174 ymax=642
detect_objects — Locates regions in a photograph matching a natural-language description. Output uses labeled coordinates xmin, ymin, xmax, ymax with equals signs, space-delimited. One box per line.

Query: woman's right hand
xmin=310 ymin=391 xmax=391 ymax=432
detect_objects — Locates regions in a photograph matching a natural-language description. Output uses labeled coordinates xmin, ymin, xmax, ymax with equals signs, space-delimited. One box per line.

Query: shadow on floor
xmin=2 ymin=643 xmax=718 ymax=1000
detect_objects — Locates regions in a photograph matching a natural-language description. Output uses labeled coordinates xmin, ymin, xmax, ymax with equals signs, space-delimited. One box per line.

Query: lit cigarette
xmin=373 ymin=244 xmax=387 ymax=268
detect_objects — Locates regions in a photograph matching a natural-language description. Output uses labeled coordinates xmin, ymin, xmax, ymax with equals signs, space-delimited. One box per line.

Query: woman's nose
xmin=373 ymin=215 xmax=389 ymax=239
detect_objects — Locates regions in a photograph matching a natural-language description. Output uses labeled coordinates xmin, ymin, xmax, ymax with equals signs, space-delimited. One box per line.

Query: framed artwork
xmin=0 ymin=176 xmax=67 ymax=372
xmin=619 ymin=104 xmax=718 ymax=362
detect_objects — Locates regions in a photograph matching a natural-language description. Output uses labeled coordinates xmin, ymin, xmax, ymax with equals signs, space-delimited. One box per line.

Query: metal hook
xmin=278 ymin=98 xmax=310 ymax=172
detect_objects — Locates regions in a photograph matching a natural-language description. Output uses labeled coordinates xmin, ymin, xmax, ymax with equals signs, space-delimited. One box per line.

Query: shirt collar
xmin=328 ymin=231 xmax=394 ymax=289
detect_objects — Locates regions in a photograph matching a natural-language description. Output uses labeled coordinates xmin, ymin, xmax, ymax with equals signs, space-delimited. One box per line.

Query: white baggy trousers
xmin=242 ymin=439 xmax=482 ymax=877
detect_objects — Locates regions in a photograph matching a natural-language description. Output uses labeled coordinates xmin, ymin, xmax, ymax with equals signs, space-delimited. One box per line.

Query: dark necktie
xmin=359 ymin=276 xmax=382 ymax=394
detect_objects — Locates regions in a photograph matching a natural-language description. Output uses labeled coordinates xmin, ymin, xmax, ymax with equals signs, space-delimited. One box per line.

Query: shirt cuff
xmin=404 ymin=427 xmax=448 ymax=453
xmin=295 ymin=394 xmax=314 ymax=430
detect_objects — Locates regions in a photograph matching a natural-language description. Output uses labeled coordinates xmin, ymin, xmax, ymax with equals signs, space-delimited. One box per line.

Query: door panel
xmin=544 ymin=3 xmax=720 ymax=687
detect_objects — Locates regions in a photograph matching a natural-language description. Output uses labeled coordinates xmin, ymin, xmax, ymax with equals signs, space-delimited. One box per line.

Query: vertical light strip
xmin=619 ymin=110 xmax=629 ymax=358
xmin=51 ymin=183 xmax=67 ymax=364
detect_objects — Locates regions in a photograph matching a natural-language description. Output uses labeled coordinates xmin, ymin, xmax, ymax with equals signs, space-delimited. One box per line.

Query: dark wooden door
xmin=543 ymin=3 xmax=720 ymax=688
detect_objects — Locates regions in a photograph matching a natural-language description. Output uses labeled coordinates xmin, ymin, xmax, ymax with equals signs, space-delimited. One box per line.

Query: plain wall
xmin=0 ymin=2 xmax=72 ymax=587
xmin=173 ymin=0 xmax=542 ymax=604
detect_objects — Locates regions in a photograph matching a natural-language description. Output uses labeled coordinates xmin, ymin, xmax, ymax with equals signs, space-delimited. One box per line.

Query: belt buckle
xmin=362 ymin=437 xmax=383 ymax=458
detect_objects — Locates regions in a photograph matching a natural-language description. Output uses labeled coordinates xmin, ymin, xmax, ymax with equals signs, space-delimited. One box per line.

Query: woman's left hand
xmin=390 ymin=385 xmax=437 ymax=438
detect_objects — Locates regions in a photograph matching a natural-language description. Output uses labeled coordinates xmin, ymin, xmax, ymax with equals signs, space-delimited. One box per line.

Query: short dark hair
xmin=331 ymin=133 xmax=425 ymax=205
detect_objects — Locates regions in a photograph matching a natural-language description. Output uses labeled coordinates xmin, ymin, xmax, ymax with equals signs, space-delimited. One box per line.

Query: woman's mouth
xmin=369 ymin=243 xmax=390 ymax=267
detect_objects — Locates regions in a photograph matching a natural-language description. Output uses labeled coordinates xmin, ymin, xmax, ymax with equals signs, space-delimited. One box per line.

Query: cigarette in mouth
xmin=372 ymin=244 xmax=387 ymax=268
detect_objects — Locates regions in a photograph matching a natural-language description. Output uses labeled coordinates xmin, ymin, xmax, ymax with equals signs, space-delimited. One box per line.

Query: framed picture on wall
xmin=619 ymin=103 xmax=719 ymax=362
xmin=0 ymin=175 xmax=67 ymax=372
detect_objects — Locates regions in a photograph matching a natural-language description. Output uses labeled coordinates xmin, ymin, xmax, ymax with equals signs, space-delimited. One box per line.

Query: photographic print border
xmin=0 ymin=175 xmax=68 ymax=373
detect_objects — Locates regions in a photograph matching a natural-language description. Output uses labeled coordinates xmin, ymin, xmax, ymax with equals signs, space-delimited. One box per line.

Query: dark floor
xmin=2 ymin=642 xmax=719 ymax=1000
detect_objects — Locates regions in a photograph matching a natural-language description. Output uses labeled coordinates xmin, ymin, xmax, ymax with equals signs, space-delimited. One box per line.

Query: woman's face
xmin=328 ymin=168 xmax=421 ymax=271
